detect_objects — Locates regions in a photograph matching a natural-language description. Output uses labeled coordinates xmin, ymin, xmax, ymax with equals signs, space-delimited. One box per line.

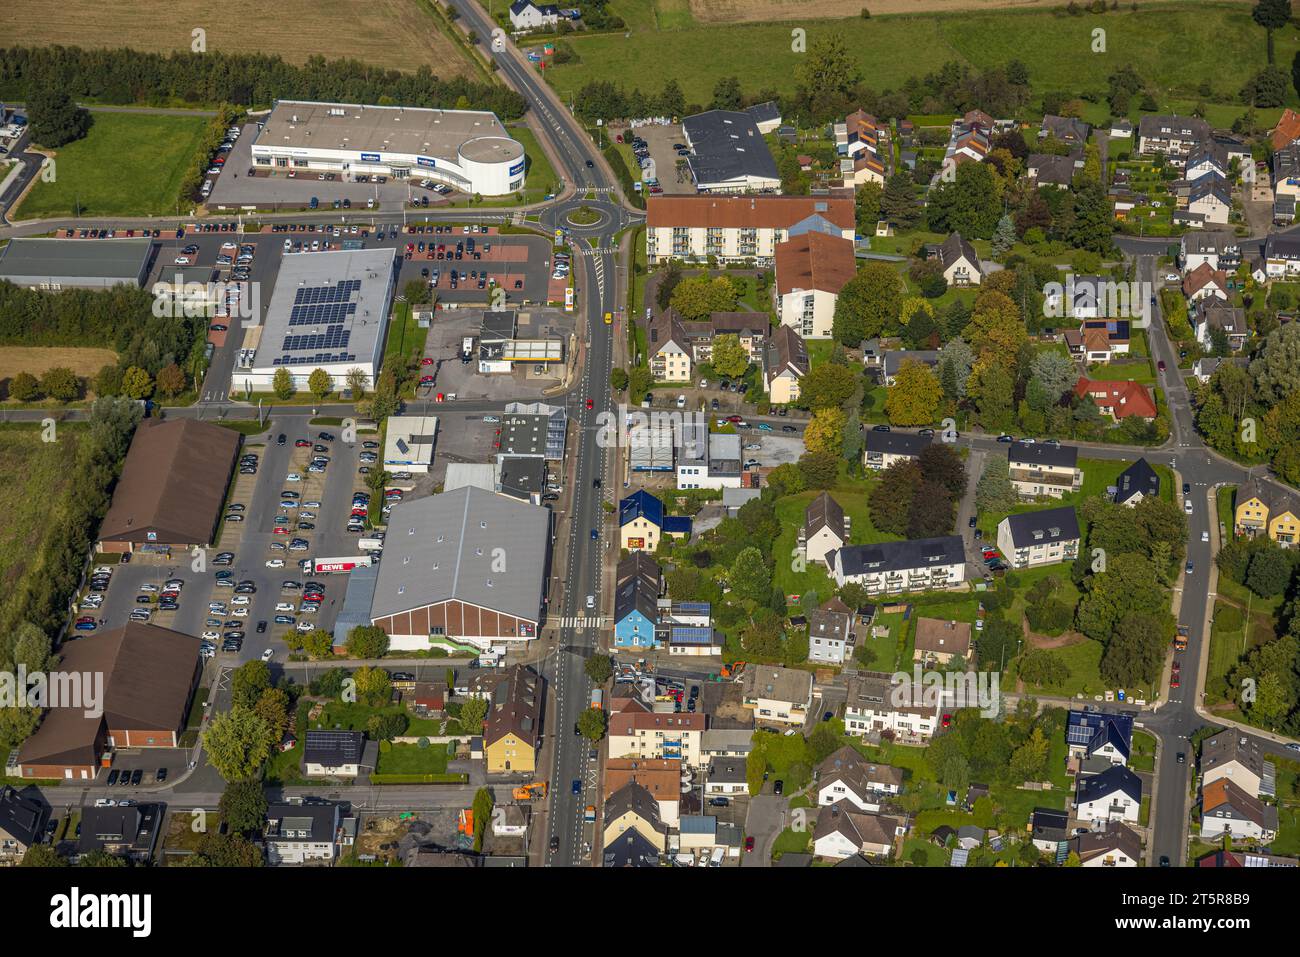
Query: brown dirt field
xmin=0 ymin=0 xmax=475 ymax=78
xmin=0 ymin=346 xmax=118 ymax=383
xmin=689 ymin=0 xmax=1236 ymax=24
xmin=1022 ymin=616 xmax=1086 ymax=650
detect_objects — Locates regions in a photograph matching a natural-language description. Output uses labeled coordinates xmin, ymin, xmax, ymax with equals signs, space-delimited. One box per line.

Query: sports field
xmin=0 ymin=0 xmax=475 ymax=77
xmin=553 ymin=3 xmax=1292 ymax=109
xmin=17 ymin=111 xmax=208 ymax=218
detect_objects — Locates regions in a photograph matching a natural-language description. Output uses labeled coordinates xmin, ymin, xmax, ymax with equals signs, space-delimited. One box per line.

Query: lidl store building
xmin=250 ymin=100 xmax=526 ymax=195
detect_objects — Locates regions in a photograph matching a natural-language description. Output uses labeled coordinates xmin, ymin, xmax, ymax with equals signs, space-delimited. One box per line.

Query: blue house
xmin=615 ymin=576 xmax=660 ymax=648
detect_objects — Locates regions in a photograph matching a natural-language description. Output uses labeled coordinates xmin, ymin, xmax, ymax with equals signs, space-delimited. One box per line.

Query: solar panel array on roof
xmin=669 ymin=626 xmax=715 ymax=645
xmin=276 ymin=279 xmax=363 ymax=366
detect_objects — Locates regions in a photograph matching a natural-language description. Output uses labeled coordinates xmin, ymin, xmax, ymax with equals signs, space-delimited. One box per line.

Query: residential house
xmin=303 ymin=729 xmax=366 ymax=778
xmin=863 ymin=430 xmax=932 ymax=471
xmin=604 ymin=758 xmax=682 ymax=827
xmin=1272 ymin=143 xmax=1300 ymax=201
xmin=614 ymin=566 xmax=660 ymax=649
xmin=1030 ymin=807 xmax=1071 ymax=854
xmin=483 ymin=665 xmax=542 ymax=774
xmin=701 ymin=729 xmax=755 ymax=761
xmin=1199 ymin=849 xmax=1299 ymax=868
xmin=619 ymin=489 xmax=692 ymax=552
xmin=1271 ymin=107 xmax=1300 ymax=151
xmin=803 ymin=491 xmax=849 ymax=567
xmin=1066 ymin=318 xmax=1131 ymax=364
xmin=946 ymin=126 xmax=990 ymax=168
xmin=741 ymin=666 xmax=814 ymax=726
xmin=1263 ymin=233 xmax=1300 ymax=278
xmin=603 ymin=828 xmax=661 ymax=867
xmin=830 ymin=535 xmax=967 ymax=595
xmin=1231 ymin=479 xmax=1300 ymax=546
xmin=645 ymin=195 xmax=855 ymax=267
xmin=1180 ymin=231 xmax=1239 ymax=273
xmin=912 ymin=617 xmax=973 ymax=667
xmin=934 ymin=232 xmax=982 ymax=286
xmin=813 ymin=801 xmax=906 ymax=860
xmin=1193 ymin=299 xmax=1248 ymax=351
xmin=1074 ymin=377 xmax=1158 ymax=421
xmin=1275 ymin=194 xmax=1296 ymax=226
xmin=841 ymin=150 xmax=887 ymax=187
xmin=508 ymin=0 xmax=560 ymax=30
xmin=746 ymin=101 xmax=783 ymax=135
xmin=807 ymin=597 xmax=855 ymax=665
xmin=603 ymin=780 xmax=668 ymax=852
xmin=1184 ymin=145 xmax=1229 ymax=183
xmin=1186 ymin=177 xmax=1232 ymax=225
xmin=705 ymin=756 xmax=750 ymax=798
xmin=766 ymin=324 xmax=809 ymax=405
xmin=1109 ymin=119 xmax=1133 ymax=138
xmin=1201 ymin=778 xmax=1278 ymax=842
xmin=881 ymin=350 xmax=939 ymax=386
xmin=1075 ymin=823 xmax=1143 ymax=867
xmin=0 ymin=786 xmax=48 ymax=863
xmin=996 ymin=506 xmax=1081 ymax=570
xmin=646 ymin=309 xmax=692 ymax=382
xmin=1066 ymin=709 xmax=1133 ymax=766
xmin=1191 ymin=355 xmax=1248 ymax=384
xmin=681 ymin=311 xmax=768 ymax=366
xmin=77 ymin=802 xmax=164 ymax=864
xmin=1007 ymin=440 xmax=1082 ymax=499
xmin=1026 ymin=152 xmax=1081 ymax=189
xmin=675 ymin=423 xmax=742 ymax=490
xmin=1113 ymin=457 xmax=1160 ymax=507
xmin=1200 ymin=730 xmax=1267 ymax=797
xmin=1182 ymin=262 xmax=1230 ymax=302
xmin=843 ymin=671 xmax=947 ymax=743
xmin=774 ymin=231 xmax=858 ymax=339
xmin=607 ymin=700 xmax=705 ymax=766
xmin=816 ymin=746 xmax=903 ymax=813
xmin=1075 ymin=765 xmax=1142 ymax=824
xmin=1136 ymin=114 xmax=1211 ymax=164
xmin=1041 ymin=114 xmax=1090 ymax=148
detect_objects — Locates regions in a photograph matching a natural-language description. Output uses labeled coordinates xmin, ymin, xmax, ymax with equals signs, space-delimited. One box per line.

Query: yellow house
xmin=482 ymin=666 xmax=541 ymax=774
xmin=619 ymin=490 xmax=691 ymax=553
xmin=602 ymin=780 xmax=667 ymax=852
xmin=1270 ymin=505 xmax=1300 ymax=546
xmin=1234 ymin=483 xmax=1270 ymax=538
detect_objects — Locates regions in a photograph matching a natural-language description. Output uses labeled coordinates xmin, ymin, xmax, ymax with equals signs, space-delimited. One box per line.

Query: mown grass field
xmin=0 ymin=425 xmax=88 ymax=599
xmin=688 ymin=0 xmax=1206 ymax=23
xmin=0 ymin=0 xmax=475 ymax=77
xmin=18 ymin=112 xmax=208 ymax=218
xmin=549 ymin=3 xmax=1292 ymax=109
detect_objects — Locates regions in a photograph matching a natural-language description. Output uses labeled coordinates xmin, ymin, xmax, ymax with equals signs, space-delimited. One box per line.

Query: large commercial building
xmin=366 ymin=487 xmax=550 ymax=651
xmin=234 ymin=247 xmax=396 ymax=393
xmin=251 ymin=100 xmax=526 ymax=196
xmin=0 ymin=237 xmax=153 ymax=290
xmin=681 ymin=109 xmax=780 ymax=193
xmin=96 ymin=418 xmax=241 ymax=554
xmin=645 ymin=195 xmax=854 ymax=266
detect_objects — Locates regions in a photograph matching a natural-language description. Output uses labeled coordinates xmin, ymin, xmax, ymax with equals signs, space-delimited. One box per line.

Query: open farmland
xmin=0 ymin=425 xmax=88 ymax=600
xmin=688 ymin=0 xmax=1237 ymax=24
xmin=548 ymin=3 xmax=1294 ymax=109
xmin=0 ymin=0 xmax=475 ymax=78
xmin=0 ymin=347 xmax=118 ymax=391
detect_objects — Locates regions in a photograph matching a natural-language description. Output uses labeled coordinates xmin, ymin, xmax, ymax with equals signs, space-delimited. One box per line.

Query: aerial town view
xmin=0 ymin=0 xmax=1297 ymax=932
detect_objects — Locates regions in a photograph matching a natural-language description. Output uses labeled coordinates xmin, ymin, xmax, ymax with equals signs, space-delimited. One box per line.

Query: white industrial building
xmin=233 ymin=247 xmax=396 ymax=393
xmin=383 ymin=415 xmax=438 ymax=474
xmin=251 ymin=100 xmax=526 ymax=196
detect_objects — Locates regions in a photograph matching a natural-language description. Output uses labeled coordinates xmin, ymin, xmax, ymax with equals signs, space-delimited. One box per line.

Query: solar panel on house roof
xmin=670 ymin=626 xmax=714 ymax=645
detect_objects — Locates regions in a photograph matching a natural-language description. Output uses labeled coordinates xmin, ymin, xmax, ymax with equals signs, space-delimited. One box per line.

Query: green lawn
xmin=375 ymin=742 xmax=451 ymax=775
xmin=1205 ymin=598 xmax=1275 ymax=705
xmin=508 ymin=123 xmax=562 ymax=202
xmin=545 ymin=4 xmax=1298 ymax=114
xmin=1130 ymin=729 xmax=1157 ymax=774
xmin=1005 ymin=635 xmax=1108 ymax=698
xmin=19 ymin=111 xmax=209 ymax=218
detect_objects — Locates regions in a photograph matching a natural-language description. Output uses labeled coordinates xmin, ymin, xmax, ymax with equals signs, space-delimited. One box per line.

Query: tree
xmin=976 ymin=455 xmax=1018 ymax=515
xmin=669 ymin=275 xmax=738 ymax=320
xmin=353 ymin=665 xmax=391 ymax=705
xmin=1068 ymin=183 xmax=1115 ymax=256
xmin=231 ymin=660 xmax=272 ymax=711
xmin=41 ymin=366 xmax=80 ymax=402
xmin=610 ymin=368 xmax=629 ymax=391
xmin=1029 ymin=350 xmax=1078 ymax=405
xmin=368 ymin=711 xmax=408 ymax=741
xmin=585 ymin=653 xmax=613 ymax=684
xmin=1076 ymin=553 xmax=1167 ymax=644
xmin=729 ymin=546 xmax=771 ymax=603
xmin=1253 ymin=0 xmax=1292 ymax=63
xmin=917 ymin=444 xmax=966 ymax=497
xmin=180 ymin=832 xmax=265 ymax=867
xmin=1008 ymin=726 xmax=1050 ymax=782
xmin=253 ymin=687 xmax=291 ymax=741
xmin=460 ymin=695 xmax=488 ymax=731
xmin=8 ymin=371 xmax=38 ymax=402
xmin=965 ymin=291 xmax=1027 ymax=365
xmin=79 ymin=849 xmax=128 ymax=868
xmin=27 ymin=87 xmax=90 ymax=147
xmin=219 ymin=780 xmax=269 ymax=837
xmin=20 ymin=844 xmax=68 ymax=867
xmin=869 ymin=460 xmax=922 ymax=536
xmin=346 ymin=367 xmax=368 ymax=399
xmin=578 ymin=707 xmax=607 ymax=741
xmin=710 ymin=334 xmax=750 ymax=379
xmin=927 ymin=163 xmax=1003 ymax=238
xmin=855 ymin=180 xmax=883 ymax=235
xmin=1101 ymin=611 xmax=1169 ymax=687
xmin=471 ymin=787 xmax=493 ymax=852
xmin=797 ymin=449 xmax=839 ymax=489
xmin=1246 ymin=546 xmax=1293 ymax=597
xmin=885 ymin=359 xmax=942 ymax=426
xmin=804 ymin=407 xmax=846 ymax=456
xmin=1251 ymin=322 xmax=1300 ymax=402
xmin=203 ymin=706 xmax=274 ymax=781
xmin=94 ymin=364 xmax=123 ymax=398
xmin=155 ymin=363 xmax=186 ymax=397
xmin=272 ymin=367 xmax=294 ymax=400
xmin=302 ymin=627 xmax=336 ymax=659
xmin=346 ymin=625 xmax=390 ymax=659
xmin=307 ymin=368 xmax=333 ymax=400
xmin=834 ymin=262 xmax=904 ymax=345
xmin=880 ymin=171 xmax=922 ymax=230
xmin=800 ymin=362 xmax=858 ymax=411
xmin=710 ymin=75 xmax=743 ymax=110
xmin=794 ymin=36 xmax=862 ymax=120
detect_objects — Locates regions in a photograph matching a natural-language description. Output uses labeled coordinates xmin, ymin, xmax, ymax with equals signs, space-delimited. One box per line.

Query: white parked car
xmin=1184 ymin=499 xmax=1194 ymax=514
xmin=285 ymin=473 xmax=302 ymax=482
xmin=266 ymin=558 xmax=286 ymax=568
xmin=231 ymin=595 xmax=250 ymax=606
xmin=231 ymin=607 xmax=249 ymax=618
xmin=275 ymin=602 xmax=295 ymax=613
xmin=1202 ymin=531 xmax=1210 ymax=542
xmin=261 ymin=649 xmax=275 ymax=662
xmin=296 ymin=620 xmax=314 ymax=632
xmin=201 ymin=631 xmax=220 ymax=642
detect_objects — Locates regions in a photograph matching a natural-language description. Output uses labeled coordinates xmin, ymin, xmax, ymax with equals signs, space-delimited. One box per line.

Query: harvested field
xmin=689 ymin=0 xmax=1238 ymax=24
xmin=0 ymin=0 xmax=475 ymax=78
xmin=0 ymin=347 xmax=118 ymax=386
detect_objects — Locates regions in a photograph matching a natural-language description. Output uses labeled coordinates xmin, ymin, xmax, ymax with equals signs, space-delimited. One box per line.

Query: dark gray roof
xmin=1027 ymin=153 xmax=1078 ymax=186
xmin=1265 ymin=232 xmax=1300 ymax=260
xmin=0 ymin=237 xmax=153 ymax=288
xmin=603 ymin=828 xmax=660 ymax=867
xmin=1114 ymin=458 xmax=1160 ymax=504
xmin=265 ymin=801 xmax=341 ymax=843
xmin=746 ymin=101 xmax=781 ymax=125
xmin=303 ymin=729 xmax=366 ymax=767
xmin=615 ymin=574 xmax=658 ymax=626
xmin=370 ymin=487 xmax=548 ymax=623
xmin=0 ymin=786 xmax=47 ymax=848
xmin=1137 ymin=114 xmax=1211 ymax=144
xmin=865 ymin=430 xmax=932 ymax=458
xmin=1000 ymin=505 xmax=1080 ymax=549
xmin=1007 ymin=440 xmax=1077 ymax=469
xmin=78 ymin=802 xmax=163 ymax=857
xmin=882 ymin=350 xmax=939 ymax=378
xmin=682 ymin=109 xmax=779 ymax=185
xmin=498 ymin=455 xmax=546 ymax=501
xmin=1077 ymin=764 xmax=1142 ymax=806
xmin=937 ymin=232 xmax=980 ymax=272
xmin=836 ymin=535 xmax=964 ymax=576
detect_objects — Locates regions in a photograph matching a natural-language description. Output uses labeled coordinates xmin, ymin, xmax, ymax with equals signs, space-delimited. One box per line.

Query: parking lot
xmin=630 ymin=123 xmax=693 ymax=194
xmin=418 ymin=306 xmax=574 ymax=403
xmin=392 ymin=228 xmax=554 ymax=307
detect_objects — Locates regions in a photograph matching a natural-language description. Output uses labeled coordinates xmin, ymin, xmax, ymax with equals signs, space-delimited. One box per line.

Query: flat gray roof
xmin=253 ymin=247 xmax=396 ymax=372
xmin=371 ymin=486 xmax=548 ymax=623
xmin=255 ymin=100 xmax=522 ymax=166
xmin=0 ymin=238 xmax=153 ymax=287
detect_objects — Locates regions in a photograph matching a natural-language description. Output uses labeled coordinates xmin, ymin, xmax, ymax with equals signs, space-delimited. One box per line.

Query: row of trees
xmin=0 ymin=46 xmax=525 ymax=118
xmin=867 ymin=444 xmax=967 ymax=540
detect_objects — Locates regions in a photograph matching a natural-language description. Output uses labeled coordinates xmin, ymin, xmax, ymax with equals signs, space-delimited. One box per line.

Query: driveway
xmin=742 ymin=793 xmax=788 ymax=867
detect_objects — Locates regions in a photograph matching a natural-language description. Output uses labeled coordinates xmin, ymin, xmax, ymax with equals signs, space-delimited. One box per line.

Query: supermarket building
xmin=250 ymin=100 xmax=526 ymax=196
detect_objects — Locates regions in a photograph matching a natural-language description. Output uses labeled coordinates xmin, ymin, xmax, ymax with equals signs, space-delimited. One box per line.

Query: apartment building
xmin=645 ymin=195 xmax=854 ymax=266
xmin=830 ymin=536 xmax=966 ymax=595
xmin=1006 ymin=441 xmax=1082 ymax=499
xmin=774 ymin=231 xmax=857 ymax=339
xmin=996 ymin=506 xmax=1081 ymax=570
xmin=740 ymin=666 xmax=814 ymax=726
xmin=607 ymin=700 xmax=705 ymax=767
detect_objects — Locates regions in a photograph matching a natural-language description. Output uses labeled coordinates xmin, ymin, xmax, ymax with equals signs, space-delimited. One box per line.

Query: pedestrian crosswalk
xmin=556 ymin=616 xmax=607 ymax=629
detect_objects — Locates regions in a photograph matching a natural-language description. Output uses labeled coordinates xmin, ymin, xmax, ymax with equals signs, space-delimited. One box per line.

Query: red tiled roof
xmin=646 ymin=195 xmax=854 ymax=231
xmin=1074 ymin=377 xmax=1157 ymax=419
xmin=1273 ymin=108 xmax=1300 ymax=151
xmin=775 ymin=231 xmax=857 ymax=295
xmin=1183 ymin=262 xmax=1227 ymax=297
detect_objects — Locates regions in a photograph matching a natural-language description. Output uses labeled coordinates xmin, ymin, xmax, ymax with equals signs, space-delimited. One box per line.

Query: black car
xmin=549 ymin=836 xmax=560 ymax=852
xmin=391 ymin=672 xmax=415 ymax=682
xmin=782 ymin=425 xmax=797 ymax=433
xmin=708 ymin=797 xmax=730 ymax=807
xmin=773 ymin=779 xmax=784 ymax=796
xmin=968 ymin=516 xmax=978 ymax=528
xmin=106 ymin=769 xmax=120 ymax=786
xmin=872 ymin=425 xmax=891 ymax=432
xmin=1176 ymin=752 xmax=1186 ymax=763
xmin=256 ymin=620 xmax=267 ymax=633
xmin=585 ymin=159 xmax=595 ymax=168
xmin=1183 ymin=483 xmax=1191 ymax=494
xmin=156 ymin=768 xmax=168 ymax=782
xmin=277 ymin=433 xmax=287 ymax=445
xmin=130 ymin=769 xmax=143 ymax=786
xmin=318 ymin=432 xmax=335 ymax=442
xmin=593 ymin=478 xmax=602 ymax=488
